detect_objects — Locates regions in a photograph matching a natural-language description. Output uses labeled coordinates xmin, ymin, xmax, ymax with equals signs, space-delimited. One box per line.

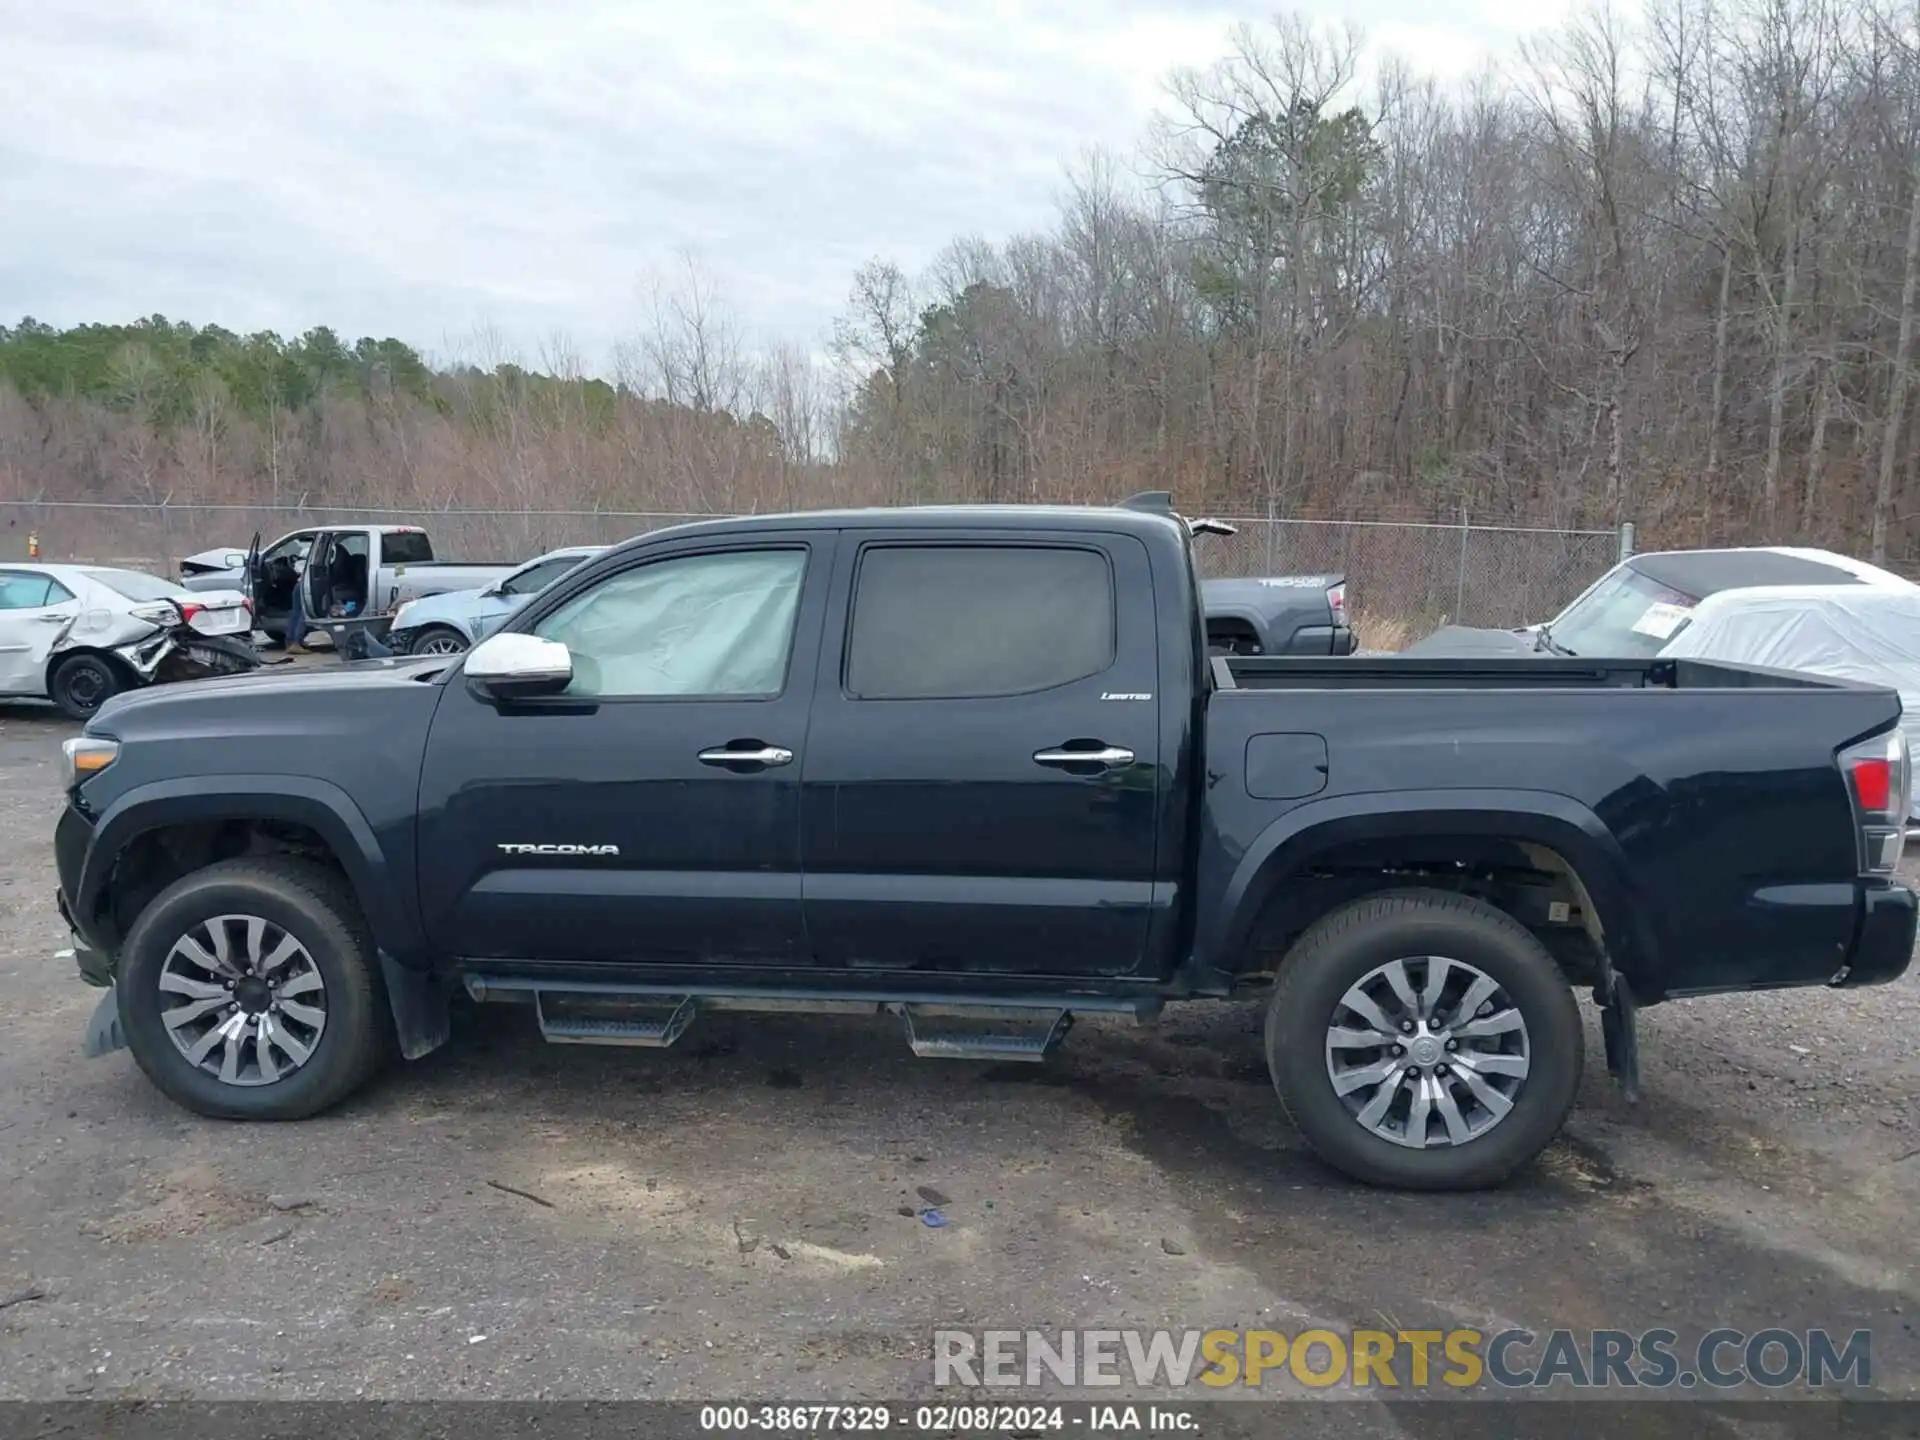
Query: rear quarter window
xmin=380 ymin=531 xmax=435 ymax=565
xmin=82 ymin=568 xmax=178 ymax=603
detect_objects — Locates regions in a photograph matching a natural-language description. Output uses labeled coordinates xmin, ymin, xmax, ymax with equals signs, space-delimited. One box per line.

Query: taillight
xmin=1839 ymin=729 xmax=1909 ymax=874
xmin=1327 ymin=582 xmax=1346 ymax=617
xmin=177 ymin=601 xmax=203 ymax=625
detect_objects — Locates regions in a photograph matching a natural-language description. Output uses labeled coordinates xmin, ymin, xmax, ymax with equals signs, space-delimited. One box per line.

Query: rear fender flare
xmin=1203 ymin=788 xmax=1653 ymax=990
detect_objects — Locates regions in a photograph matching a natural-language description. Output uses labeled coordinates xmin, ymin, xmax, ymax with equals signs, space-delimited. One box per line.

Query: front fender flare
xmin=78 ymin=774 xmax=423 ymax=965
xmin=1201 ymin=787 xmax=1654 ymax=990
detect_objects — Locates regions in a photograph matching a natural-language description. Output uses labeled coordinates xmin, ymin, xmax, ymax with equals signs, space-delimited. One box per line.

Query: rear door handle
xmin=698 ymin=744 xmax=794 ymax=768
xmin=1033 ymin=746 xmax=1135 ymax=769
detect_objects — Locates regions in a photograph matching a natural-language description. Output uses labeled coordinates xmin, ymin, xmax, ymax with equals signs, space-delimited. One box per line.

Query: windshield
xmin=501 ymin=554 xmax=589 ymax=595
xmin=83 ymin=568 xmax=180 ymax=603
xmin=1544 ymin=565 xmax=1700 ymax=657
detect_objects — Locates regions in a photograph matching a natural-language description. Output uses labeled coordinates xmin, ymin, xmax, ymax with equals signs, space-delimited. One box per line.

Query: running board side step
xmin=535 ymin=992 xmax=697 ymax=1048
xmin=900 ymin=1005 xmax=1072 ymax=1062
xmin=464 ymin=975 xmax=1159 ymax=1061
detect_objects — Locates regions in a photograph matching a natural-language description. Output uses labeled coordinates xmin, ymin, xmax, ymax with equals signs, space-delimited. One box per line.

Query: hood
xmin=77 ymin=653 xmax=451 ymax=806
xmin=1398 ymin=625 xmax=1542 ymax=658
xmin=88 ymin=653 xmax=451 ymax=735
xmin=179 ymin=546 xmax=249 ymax=574
xmin=398 ymin=585 xmax=489 ymax=616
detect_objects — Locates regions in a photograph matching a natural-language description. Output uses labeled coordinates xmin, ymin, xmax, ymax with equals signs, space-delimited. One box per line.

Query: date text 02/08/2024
xmin=697 ymin=1405 xmax=1191 ymax=1432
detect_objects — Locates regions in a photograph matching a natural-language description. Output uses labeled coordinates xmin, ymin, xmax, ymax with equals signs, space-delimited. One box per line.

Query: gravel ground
xmin=0 ymin=694 xmax=1915 ymax=1419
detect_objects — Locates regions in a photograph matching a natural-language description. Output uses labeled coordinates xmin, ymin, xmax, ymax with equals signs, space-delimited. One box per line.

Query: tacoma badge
xmin=497 ymin=843 xmax=621 ymax=857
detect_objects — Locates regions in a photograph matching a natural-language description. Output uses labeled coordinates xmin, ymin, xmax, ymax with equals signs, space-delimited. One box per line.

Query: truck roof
xmin=609 ymin=503 xmax=1188 ymax=554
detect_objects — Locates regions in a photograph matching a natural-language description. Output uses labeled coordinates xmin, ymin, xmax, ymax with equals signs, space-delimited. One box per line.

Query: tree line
xmin=3 ymin=0 xmax=1919 ymax=562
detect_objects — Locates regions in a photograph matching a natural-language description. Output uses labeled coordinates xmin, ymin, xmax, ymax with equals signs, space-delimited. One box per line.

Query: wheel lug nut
xmin=1400 ymin=1021 xmax=1414 ymax=1034
xmin=1446 ymin=1039 xmax=1457 ymax=1051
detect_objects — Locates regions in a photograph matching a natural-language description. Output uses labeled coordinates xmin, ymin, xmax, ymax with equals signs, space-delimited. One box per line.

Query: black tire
xmin=49 ymin=653 xmax=125 ymax=720
xmin=116 ymin=858 xmax=391 ymax=1120
xmin=1265 ymin=888 xmax=1583 ymax=1191
xmin=404 ymin=625 xmax=469 ymax=657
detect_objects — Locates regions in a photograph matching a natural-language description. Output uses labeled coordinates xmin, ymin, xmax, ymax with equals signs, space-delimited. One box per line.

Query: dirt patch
xmin=83 ymin=1162 xmax=265 ymax=1244
xmin=367 ymin=1276 xmax=417 ymax=1308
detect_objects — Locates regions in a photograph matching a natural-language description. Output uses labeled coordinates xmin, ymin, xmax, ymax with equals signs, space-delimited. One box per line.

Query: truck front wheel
xmin=1265 ymin=888 xmax=1583 ymax=1191
xmin=116 ymin=858 xmax=391 ymax=1120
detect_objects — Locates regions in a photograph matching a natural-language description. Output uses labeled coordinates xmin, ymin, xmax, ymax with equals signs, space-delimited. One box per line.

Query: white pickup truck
xmin=179 ymin=525 xmax=515 ymax=646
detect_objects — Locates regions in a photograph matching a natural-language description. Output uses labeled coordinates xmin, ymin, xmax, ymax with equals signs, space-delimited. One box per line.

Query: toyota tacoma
xmin=53 ymin=495 xmax=1918 ymax=1190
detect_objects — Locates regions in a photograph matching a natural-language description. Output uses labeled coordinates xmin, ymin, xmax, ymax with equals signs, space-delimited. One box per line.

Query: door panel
xmin=799 ymin=531 xmax=1163 ymax=978
xmin=418 ymin=537 xmax=832 ymax=968
xmin=253 ymin=531 xmax=315 ymax=626
xmin=0 ymin=571 xmax=79 ymax=695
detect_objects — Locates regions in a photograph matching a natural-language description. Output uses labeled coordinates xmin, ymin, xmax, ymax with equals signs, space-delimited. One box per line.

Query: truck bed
xmin=1213 ymin=654 xmax=1848 ymax=692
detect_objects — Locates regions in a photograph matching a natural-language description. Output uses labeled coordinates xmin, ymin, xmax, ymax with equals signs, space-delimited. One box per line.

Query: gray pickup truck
xmin=181 ymin=526 xmax=516 ymax=646
xmin=1203 ymin=574 xmax=1359 ymax=656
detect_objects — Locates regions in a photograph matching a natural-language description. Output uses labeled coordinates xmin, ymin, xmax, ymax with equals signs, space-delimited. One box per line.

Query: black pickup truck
xmin=52 ymin=495 xmax=1918 ymax=1190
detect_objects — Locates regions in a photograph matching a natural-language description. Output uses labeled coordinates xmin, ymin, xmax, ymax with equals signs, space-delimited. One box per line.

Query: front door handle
xmin=1033 ymin=745 xmax=1135 ymax=769
xmin=698 ymin=744 xmax=794 ymax=768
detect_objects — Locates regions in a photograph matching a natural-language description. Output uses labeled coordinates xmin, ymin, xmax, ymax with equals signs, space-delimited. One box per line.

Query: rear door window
xmin=845 ymin=545 xmax=1115 ymax=699
xmin=0 ymin=572 xmax=74 ymax=609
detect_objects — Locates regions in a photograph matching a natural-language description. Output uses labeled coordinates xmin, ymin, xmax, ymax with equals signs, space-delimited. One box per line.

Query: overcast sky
xmin=1 ymin=0 xmax=1569 ymax=370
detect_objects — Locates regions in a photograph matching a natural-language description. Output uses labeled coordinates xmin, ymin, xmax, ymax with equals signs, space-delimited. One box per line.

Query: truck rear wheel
xmin=116 ymin=858 xmax=390 ymax=1120
xmin=1265 ymin=888 xmax=1582 ymax=1191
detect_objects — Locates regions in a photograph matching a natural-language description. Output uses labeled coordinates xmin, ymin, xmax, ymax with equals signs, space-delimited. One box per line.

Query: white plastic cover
xmin=1661 ymin=583 xmax=1920 ymax=819
xmin=536 ymin=549 xmax=805 ymax=697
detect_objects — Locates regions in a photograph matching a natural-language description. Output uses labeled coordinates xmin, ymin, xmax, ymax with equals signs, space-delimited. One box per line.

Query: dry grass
xmin=1349 ymin=608 xmax=1426 ymax=653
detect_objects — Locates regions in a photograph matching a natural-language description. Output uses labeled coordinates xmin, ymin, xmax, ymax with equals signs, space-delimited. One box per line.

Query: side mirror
xmin=464 ymin=632 xmax=572 ymax=700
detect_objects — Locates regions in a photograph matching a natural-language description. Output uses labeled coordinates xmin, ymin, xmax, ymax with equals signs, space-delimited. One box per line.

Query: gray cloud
xmin=0 ymin=0 xmax=1565 ymax=369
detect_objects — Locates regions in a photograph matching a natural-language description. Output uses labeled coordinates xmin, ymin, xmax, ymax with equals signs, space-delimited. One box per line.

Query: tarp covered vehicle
xmin=1403 ymin=547 xmax=1915 ymax=659
xmin=1662 ymin=584 xmax=1920 ymax=822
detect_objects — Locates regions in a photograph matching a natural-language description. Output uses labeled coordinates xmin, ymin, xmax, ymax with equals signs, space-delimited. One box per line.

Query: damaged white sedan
xmin=0 ymin=564 xmax=260 ymax=719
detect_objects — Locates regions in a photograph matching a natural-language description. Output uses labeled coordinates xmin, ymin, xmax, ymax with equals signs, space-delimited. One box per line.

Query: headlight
xmin=61 ymin=737 xmax=119 ymax=788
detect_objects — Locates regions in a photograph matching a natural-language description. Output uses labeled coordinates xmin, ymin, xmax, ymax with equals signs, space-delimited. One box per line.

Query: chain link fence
xmin=0 ymin=502 xmax=707 ymax=575
xmin=1194 ymin=517 xmax=1626 ymax=635
xmin=0 ymin=501 xmax=1626 ymax=643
